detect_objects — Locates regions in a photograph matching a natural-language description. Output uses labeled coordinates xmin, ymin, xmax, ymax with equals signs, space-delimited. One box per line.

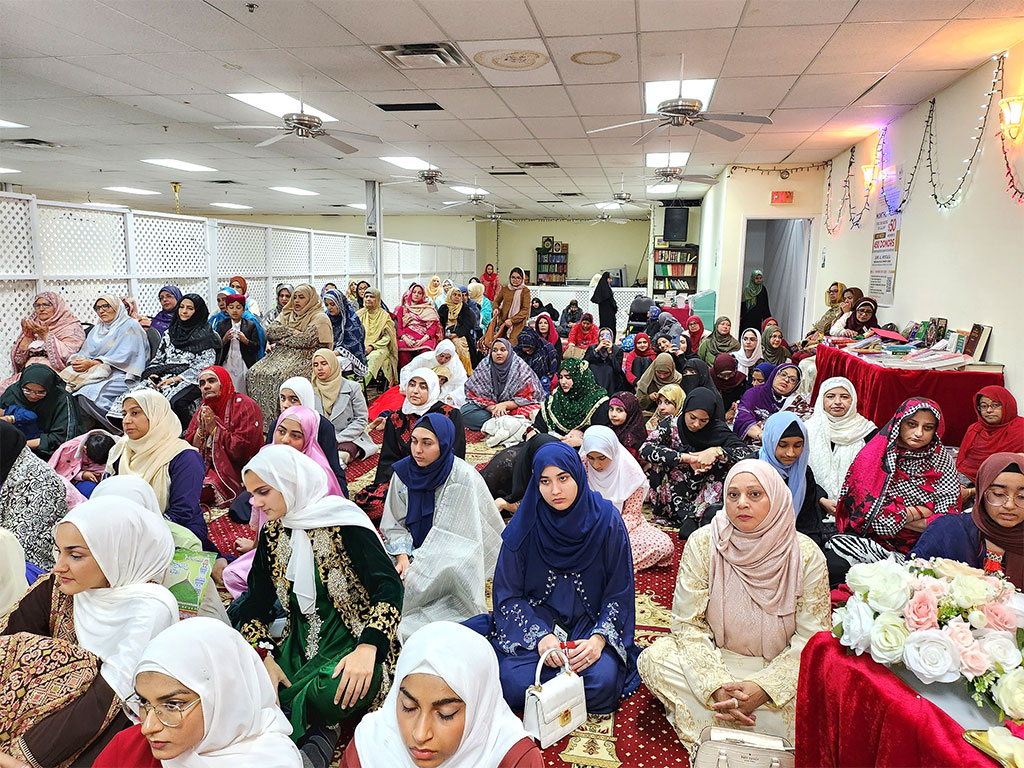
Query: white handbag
xmin=691 ymin=726 xmax=794 ymax=768
xmin=522 ymin=648 xmax=587 ymax=748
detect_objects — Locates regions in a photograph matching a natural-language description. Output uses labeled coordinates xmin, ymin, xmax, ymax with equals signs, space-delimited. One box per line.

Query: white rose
xmin=967 ymin=609 xmax=988 ymax=629
xmin=847 ymin=558 xmax=912 ymax=613
xmin=902 ymin=629 xmax=962 ymax=684
xmin=992 ymin=667 xmax=1024 ymax=719
xmin=948 ymin=574 xmax=995 ymax=610
xmin=1008 ymin=592 xmax=1024 ymax=629
xmin=978 ymin=631 xmax=1024 ymax=673
xmin=846 ymin=560 xmax=887 ymax=594
xmin=839 ymin=594 xmax=874 ymax=656
xmin=869 ymin=611 xmax=910 ymax=665
xmin=931 ymin=558 xmax=987 ymax=580
xmin=831 ymin=606 xmax=847 ymax=635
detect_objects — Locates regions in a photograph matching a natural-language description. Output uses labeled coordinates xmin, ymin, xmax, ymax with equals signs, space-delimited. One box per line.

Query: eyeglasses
xmin=33 ymin=301 xmax=53 ymax=308
xmin=93 ymin=302 xmax=113 ymax=311
xmin=122 ymin=695 xmax=201 ymax=728
xmin=984 ymin=489 xmax=1024 ymax=508
xmin=855 ymin=307 xmax=874 ymax=314
xmin=827 ymin=288 xmax=839 ymax=294
xmin=978 ymin=402 xmax=1003 ymax=412
xmin=21 ymin=387 xmax=46 ymax=398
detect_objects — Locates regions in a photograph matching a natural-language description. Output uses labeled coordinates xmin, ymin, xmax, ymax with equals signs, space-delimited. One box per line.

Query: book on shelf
xmin=962 ymin=361 xmax=1004 ymax=373
xmin=963 ymin=323 xmax=992 ymax=360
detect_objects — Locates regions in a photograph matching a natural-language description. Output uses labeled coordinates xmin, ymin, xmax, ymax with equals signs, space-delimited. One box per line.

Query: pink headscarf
xmin=276 ymin=406 xmax=343 ymax=497
xmin=706 ymin=459 xmax=803 ymax=660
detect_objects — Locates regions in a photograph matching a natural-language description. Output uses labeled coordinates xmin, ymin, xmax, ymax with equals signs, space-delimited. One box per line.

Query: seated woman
xmin=685 ymin=316 xmax=708 ymax=353
xmin=732 ymin=328 xmax=762 ymax=380
xmin=534 ymin=312 xmax=562 ymax=363
xmin=800 ymin=281 xmax=846 ymax=348
xmin=697 ymin=316 xmax=740 ymax=366
xmin=480 ymin=431 xmax=560 ymax=517
xmin=711 ymin=353 xmax=749 ymax=419
xmin=582 ymin=425 xmax=674 ymax=572
xmin=461 ymin=339 xmax=544 ymax=431
xmin=645 ymin=383 xmax=684 ymax=433
xmin=914 ymin=452 xmax=1023 ymax=589
xmin=825 ymin=398 xmax=960 ymax=583
xmin=465 ymin=442 xmax=640 ymax=714
xmin=0 ymin=527 xmax=28 ymax=616
xmin=64 ymin=294 xmax=150 ymax=431
xmin=834 ymin=297 xmax=880 ymax=338
xmin=326 ymin=288 xmax=368 ymax=375
xmin=608 ymin=391 xmax=649 ymax=460
xmin=641 ymin=387 xmax=751 ymax=532
xmin=359 ymin=288 xmax=399 ymax=390
xmin=636 ymin=352 xmax=682 ymax=412
xmin=583 ymin=328 xmax=624 ymax=395
xmin=824 ymin=286 xmax=864 ymax=336
xmin=468 ymin=281 xmax=493 ymax=331
xmin=311 ymin=349 xmax=376 ymax=466
xmin=389 ymin=338 xmax=469 ymax=411
xmin=513 ymin=326 xmax=559 ymax=392
xmin=623 ymin=331 xmax=656 ymax=386
xmin=356 ymin=370 xmax=466 ymax=521
xmin=804 ymin=376 xmax=877 ymax=511
xmin=638 ymin=459 xmax=830 ymax=749
xmin=262 ymin=282 xmax=293 ymax=325
xmin=184 ymin=365 xmax=264 ymax=507
xmin=247 ymin=283 xmax=333 ymax=420
xmin=0 ymin=497 xmax=177 ymax=767
xmin=481 ymin=268 xmax=531 ymax=351
xmin=733 ymin=363 xmax=805 ymax=442
xmin=760 ymin=324 xmax=791 ymax=368
xmin=0 ymin=364 xmax=78 ymax=459
xmin=437 ymin=286 xmax=477 ymax=372
xmin=233 ymin=447 xmax=403 ymax=761
xmin=558 ymin=299 xmax=583 ymax=337
xmin=565 ymin=312 xmax=599 ymax=359
xmin=956 ymin=385 xmax=1024 ymax=501
xmin=396 ymin=283 xmax=442 ymax=369
xmin=94 ymin=617 xmax=301 ymax=767
xmin=215 ymin=293 xmax=263 ymax=391
xmin=3 ymin=291 xmax=85 ymax=390
xmin=381 ymin=414 xmax=505 ymax=641
xmin=535 ymin=358 xmax=610 ymax=446
xmin=0 ymin=420 xmax=70 ymax=569
xmin=342 ymin=620 xmax=541 ymax=768
xmin=750 ymin=362 xmax=773 ymax=387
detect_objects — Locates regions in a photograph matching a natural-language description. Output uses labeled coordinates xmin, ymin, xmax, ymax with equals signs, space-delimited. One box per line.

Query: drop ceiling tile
xmin=959 ymin=0 xmax=1024 ymax=16
xmin=546 ymin=34 xmax=638 ymax=85
xmin=207 ymin=48 xmax=350 ymax=92
xmin=687 ymin=151 xmax=743 ymax=165
xmin=553 ymin=156 xmax=605 ymax=169
xmin=463 ymin=118 xmax=532 ymax=139
xmin=821 ymin=105 xmax=913 ymax=139
xmin=0 ymin=5 xmax=116 ymax=57
xmin=61 ymin=55 xmax=211 ymax=94
xmin=106 ymin=0 xmax=282 ymax=50
xmin=761 ymin=107 xmax=838 ymax=132
xmin=897 ymin=18 xmax=1024 ymax=70
xmin=740 ymin=0 xmax=858 ymax=26
xmin=12 ymin=0 xmax=191 ymax=53
xmin=493 ymin=86 xmax=576 ymax=117
xmin=599 ymin=154 xmax=644 ymax=168
xmin=425 ymin=88 xmax=513 ymax=119
xmin=291 ymin=46 xmax=414 ymax=90
xmin=489 ymin=138 xmax=547 ymax=155
xmin=419 ymin=0 xmax=538 ymax=39
xmin=637 ymin=0 xmax=744 ymax=31
xmin=735 ymin=150 xmax=789 ymax=163
xmin=567 ymin=83 xmax=642 ymax=116
xmin=458 ymin=39 xmax=560 ymax=87
xmin=312 ymin=0 xmax=444 ymax=42
xmin=528 ymin=0 xmax=636 ymax=36
xmin=401 ymin=67 xmax=490 ymax=89
xmin=722 ymin=25 xmax=838 ymax=77
xmin=0 ymin=71 xmax=86 ymax=100
xmin=806 ymin=21 xmax=944 ymax=74
xmin=743 ymin=131 xmax=812 ymax=150
xmin=639 ymin=29 xmax=735 ymax=80
xmin=526 ymin=117 xmax=587 ymax=139
xmin=847 ymin=0 xmax=971 ymax=21
xmin=785 ymin=147 xmax=846 ymax=162
xmin=798 ymin=131 xmax=859 ymax=149
xmin=412 ymin=120 xmax=481 ymax=141
xmin=707 ymin=76 xmax=798 ymax=112
xmin=693 ymin=130 xmax=752 ymax=151
xmin=202 ymin=0 xmax=360 ymax=47
xmin=2 ymin=57 xmax=147 ymax=96
xmin=781 ymin=73 xmax=884 ymax=108
xmin=132 ymin=52 xmax=274 ymax=93
xmin=856 ymin=70 xmax=968 ymax=106
xmin=442 ymin=140 xmax=503 ymax=156
xmin=588 ymin=136 xmax=646 ymax=154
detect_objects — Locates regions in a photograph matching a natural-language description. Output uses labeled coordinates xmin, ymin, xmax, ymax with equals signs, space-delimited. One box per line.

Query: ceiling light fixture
xmin=449 ymin=185 xmax=489 ymax=195
xmin=210 ymin=202 xmax=253 ymax=209
xmin=269 ymin=186 xmax=319 ymax=196
xmin=595 ymin=202 xmax=621 ymax=210
xmin=346 ymin=203 xmax=367 ymax=210
xmin=103 ymin=186 xmax=161 ymax=195
xmin=0 ymin=167 xmax=21 ymax=174
xmin=228 ymin=93 xmax=337 ymax=122
xmin=143 ymin=159 xmax=218 ymax=172
xmin=646 ymin=152 xmax=690 ymax=167
xmin=644 ymin=80 xmax=716 ymax=114
xmin=379 ymin=156 xmax=437 ymax=171
xmin=646 ymin=184 xmax=678 ymax=194
xmin=0 ymin=119 xmax=28 ymax=128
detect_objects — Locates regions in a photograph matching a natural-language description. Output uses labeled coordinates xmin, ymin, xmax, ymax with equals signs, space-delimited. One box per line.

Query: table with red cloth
xmin=812 ymin=344 xmax=1004 ymax=445
xmin=796 ymin=632 xmax=1000 ymax=768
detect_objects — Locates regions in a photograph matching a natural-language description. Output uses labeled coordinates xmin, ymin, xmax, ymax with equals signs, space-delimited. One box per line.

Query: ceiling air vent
xmin=375 ymin=102 xmax=445 ymax=112
xmin=1 ymin=138 xmax=63 ymax=149
xmin=556 ymin=192 xmax=582 ymax=197
xmin=515 ymin=161 xmax=560 ymax=169
xmin=536 ymin=200 xmax=565 ymax=203
xmin=209 ymin=179 xmax=238 ymax=184
xmin=373 ymin=43 xmax=468 ymax=70
xmin=488 ymin=170 xmax=529 ymax=177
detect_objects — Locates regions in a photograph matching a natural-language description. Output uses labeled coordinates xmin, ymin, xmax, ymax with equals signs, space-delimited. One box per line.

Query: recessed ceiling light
xmin=646 ymin=152 xmax=690 ymax=167
xmin=646 ymin=184 xmax=678 ymax=194
xmin=644 ymin=80 xmax=716 ymax=114
xmin=227 ymin=93 xmax=337 ymax=122
xmin=449 ymin=185 xmax=488 ymax=195
xmin=379 ymin=156 xmax=437 ymax=171
xmin=143 ymin=158 xmax=218 ymax=172
xmin=347 ymin=203 xmax=367 ymax=210
xmin=210 ymin=202 xmax=253 ymax=209
xmin=103 ymin=186 xmax=161 ymax=195
xmin=595 ymin=202 xmax=621 ymax=210
xmin=269 ymin=186 xmax=319 ymax=196
xmin=0 ymin=167 xmax=21 ymax=174
xmin=0 ymin=119 xmax=28 ymax=128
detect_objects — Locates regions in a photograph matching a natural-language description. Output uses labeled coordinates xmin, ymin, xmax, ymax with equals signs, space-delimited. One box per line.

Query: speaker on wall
xmin=663 ymin=206 xmax=688 ymax=242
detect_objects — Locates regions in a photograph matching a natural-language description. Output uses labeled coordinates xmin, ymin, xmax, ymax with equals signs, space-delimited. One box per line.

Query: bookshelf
xmin=536 ymin=245 xmax=568 ymax=285
xmin=652 ymin=244 xmax=698 ymax=299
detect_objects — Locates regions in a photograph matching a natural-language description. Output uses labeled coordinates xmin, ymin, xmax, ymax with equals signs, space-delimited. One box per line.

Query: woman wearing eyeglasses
xmin=800 ymin=281 xmax=847 ymax=348
xmin=733 ymin=363 xmax=807 ymax=443
xmin=2 ymin=291 xmax=85 ymax=391
xmin=955 ymin=386 xmax=1024 ymax=499
xmin=0 ymin=363 xmax=78 ymax=459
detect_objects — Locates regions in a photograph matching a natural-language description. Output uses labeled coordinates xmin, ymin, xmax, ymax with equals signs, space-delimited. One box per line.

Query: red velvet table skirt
xmin=812 ymin=345 xmax=1004 ymax=445
xmin=796 ymin=632 xmax=999 ymax=768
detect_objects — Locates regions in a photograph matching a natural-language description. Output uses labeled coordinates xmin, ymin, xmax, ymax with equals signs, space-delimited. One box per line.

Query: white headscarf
xmin=135 ymin=618 xmax=301 ymax=767
xmin=805 ymin=376 xmax=877 ymax=498
xmin=732 ymin=327 xmax=763 ymax=376
xmin=403 ymin=339 xmax=468 ymax=407
xmin=0 ymin=527 xmax=27 ymax=616
xmin=58 ymin=497 xmax=177 ymax=699
xmin=400 ymin=368 xmax=442 ymax=417
xmin=579 ymin=425 xmax=649 ymax=512
xmin=91 ymin=474 xmax=203 ymax=552
xmin=242 ymin=446 xmax=379 ymax=615
xmin=354 ymin=621 xmax=532 ymax=768
xmin=279 ymin=377 xmax=315 ymax=409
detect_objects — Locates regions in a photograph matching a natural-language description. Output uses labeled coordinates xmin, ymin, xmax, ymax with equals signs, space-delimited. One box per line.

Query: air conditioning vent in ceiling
xmin=536 ymin=200 xmax=564 ymax=203
xmin=515 ymin=161 xmax=560 ymax=169
xmin=375 ymin=102 xmax=445 ymax=112
xmin=373 ymin=43 xmax=468 ymax=70
xmin=488 ymin=170 xmax=529 ymax=176
xmin=209 ymin=179 xmax=238 ymax=184
xmin=1 ymin=138 xmax=63 ymax=149
xmin=556 ymin=192 xmax=582 ymax=197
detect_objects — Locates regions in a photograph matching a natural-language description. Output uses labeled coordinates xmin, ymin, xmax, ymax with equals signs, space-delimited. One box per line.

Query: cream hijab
xmin=106 ymin=389 xmax=197 ymax=511
xmin=732 ymin=328 xmax=763 ymax=376
xmin=0 ymin=527 xmax=27 ymax=616
xmin=311 ymin=348 xmax=343 ymax=413
xmin=242 ymin=446 xmax=379 ymax=615
xmin=354 ymin=621 xmax=532 ymax=768
xmin=58 ymin=497 xmax=177 ymax=699
xmin=805 ymin=376 xmax=876 ymax=498
xmin=136 ymin=618 xmax=301 ymax=766
xmin=276 ymin=283 xmax=325 ymax=333
xmin=580 ymin=425 xmax=648 ymax=512
xmin=401 ymin=368 xmax=441 ymax=417
xmin=706 ymin=459 xmax=803 ymax=660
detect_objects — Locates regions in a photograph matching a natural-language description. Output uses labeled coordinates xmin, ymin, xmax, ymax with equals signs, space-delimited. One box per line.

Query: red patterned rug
xmin=206 ymin=430 xmax=690 ymax=768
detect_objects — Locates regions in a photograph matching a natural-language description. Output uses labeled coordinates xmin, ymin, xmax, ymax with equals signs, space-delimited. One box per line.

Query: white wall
xmin=697 ymin=179 xmax=726 ymax=294
xmin=213 ymin=213 xmax=477 ymax=249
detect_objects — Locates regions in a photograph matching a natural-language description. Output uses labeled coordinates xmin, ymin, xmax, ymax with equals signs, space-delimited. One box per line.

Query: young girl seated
xmin=645 ymin=383 xmax=684 ymax=433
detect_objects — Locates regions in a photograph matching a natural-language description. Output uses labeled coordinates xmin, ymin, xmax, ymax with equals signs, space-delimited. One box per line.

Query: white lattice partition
xmin=37 ymin=204 xmax=127 ymax=277
xmin=0 ymin=195 xmax=37 ymax=283
xmin=0 ymin=280 xmax=38 ymax=379
xmin=380 ymin=240 xmax=402 ymax=308
xmin=419 ymin=244 xmax=436 ymax=278
xmin=270 ymin=228 xmax=310 ymax=278
xmin=134 ymin=212 xmax=210 ymax=312
xmin=347 ymin=234 xmax=376 ymax=277
xmin=312 ymin=231 xmax=349 ymax=285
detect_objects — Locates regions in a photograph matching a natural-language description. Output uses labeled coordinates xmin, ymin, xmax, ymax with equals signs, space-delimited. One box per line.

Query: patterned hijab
xmin=465 ymin=338 xmax=541 ymax=405
xmin=401 ymin=283 xmax=440 ymax=325
xmin=541 ymin=357 xmax=609 ymax=435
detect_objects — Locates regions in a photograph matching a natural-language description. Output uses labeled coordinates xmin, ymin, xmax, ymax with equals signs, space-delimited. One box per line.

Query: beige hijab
xmin=276 ymin=283 xmax=326 ymax=332
xmin=311 ymin=348 xmax=343 ymax=414
xmin=706 ymin=459 xmax=803 ymax=660
xmin=0 ymin=527 xmax=27 ymax=615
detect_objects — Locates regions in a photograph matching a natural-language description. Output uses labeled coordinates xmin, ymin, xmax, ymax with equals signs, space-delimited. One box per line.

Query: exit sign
xmin=771 ymin=190 xmax=794 ymax=204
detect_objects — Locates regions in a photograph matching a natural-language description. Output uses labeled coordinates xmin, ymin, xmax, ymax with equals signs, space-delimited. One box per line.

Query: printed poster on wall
xmin=869 ymin=210 xmax=900 ymax=307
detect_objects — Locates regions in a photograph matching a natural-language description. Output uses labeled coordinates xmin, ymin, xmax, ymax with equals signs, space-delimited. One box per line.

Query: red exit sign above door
xmin=771 ymin=190 xmax=794 ymax=204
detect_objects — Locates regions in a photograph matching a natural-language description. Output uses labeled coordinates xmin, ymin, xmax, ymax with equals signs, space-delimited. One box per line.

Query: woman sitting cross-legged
xmin=233 ymin=446 xmax=403 ymax=765
xmin=465 ymin=441 xmax=641 ymax=715
xmin=381 ymin=413 xmax=505 ymax=641
xmin=311 ymin=348 xmax=377 ymax=468
xmin=635 ymin=352 xmax=682 ymax=413
xmin=733 ymin=362 xmax=805 ymax=443
xmin=638 ymin=459 xmax=830 ymax=749
xmin=341 ymin=620 xmax=542 ymax=768
xmin=0 ymin=363 xmax=78 ymax=460
xmin=644 ymin=383 xmax=684 ymax=433
xmin=513 ymin=326 xmax=559 ymax=393
xmin=461 ymin=339 xmax=544 ymax=432
xmin=534 ymin=357 xmax=610 ymax=447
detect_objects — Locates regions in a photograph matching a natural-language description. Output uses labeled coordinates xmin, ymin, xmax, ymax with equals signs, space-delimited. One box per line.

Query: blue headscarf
xmin=757 ymin=411 xmax=809 ymax=512
xmin=502 ymin=441 xmax=620 ymax=571
xmin=149 ymin=285 xmax=181 ymax=336
xmin=648 ymin=306 xmax=661 ymax=320
xmin=392 ymin=413 xmax=456 ymax=548
xmin=323 ymin=288 xmax=348 ymax=349
xmin=338 ymin=291 xmax=366 ymax=362
xmin=753 ymin=362 xmax=776 ymax=383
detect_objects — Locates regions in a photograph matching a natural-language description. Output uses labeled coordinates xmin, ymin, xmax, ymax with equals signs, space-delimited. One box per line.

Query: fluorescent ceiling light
xmin=103 ymin=186 xmax=161 ymax=195
xmin=644 ymin=79 xmax=716 ymax=114
xmin=647 ymin=184 xmax=678 ymax=194
xmin=645 ymin=152 xmax=690 ymax=167
xmin=0 ymin=167 xmax=21 ymax=174
xmin=449 ymin=185 xmax=488 ymax=195
xmin=346 ymin=203 xmax=367 ymax=210
xmin=379 ymin=156 xmax=437 ymax=171
xmin=227 ymin=93 xmax=337 ymax=122
xmin=210 ymin=202 xmax=252 ymax=209
xmin=595 ymin=202 xmax=621 ymax=210
xmin=143 ymin=158 xmax=218 ymax=172
xmin=0 ymin=119 xmax=28 ymax=128
xmin=269 ymin=186 xmax=319 ymax=196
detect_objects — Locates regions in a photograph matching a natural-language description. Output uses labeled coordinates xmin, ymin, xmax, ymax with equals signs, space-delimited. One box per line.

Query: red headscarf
xmin=972 ymin=452 xmax=1024 ymax=588
xmin=712 ymin=353 xmax=747 ymax=392
xmin=687 ymin=316 xmax=705 ymax=355
xmin=534 ymin=313 xmax=560 ymax=348
xmin=481 ymin=264 xmax=501 ymax=302
xmin=957 ymin=386 xmax=1024 ymax=483
xmin=229 ymin=276 xmax=248 ymax=294
xmin=200 ymin=366 xmax=235 ymax=419
xmin=568 ymin=314 xmax=598 ymax=347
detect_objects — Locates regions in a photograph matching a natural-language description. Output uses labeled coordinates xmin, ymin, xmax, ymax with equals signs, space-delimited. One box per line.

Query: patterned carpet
xmin=206 ymin=430 xmax=690 ymax=768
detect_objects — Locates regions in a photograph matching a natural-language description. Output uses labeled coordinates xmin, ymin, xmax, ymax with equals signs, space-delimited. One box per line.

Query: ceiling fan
xmin=214 ymin=111 xmax=382 ymax=154
xmin=587 ymin=55 xmax=772 ymax=144
xmin=472 ymin=206 xmax=517 ymax=226
xmin=642 ymin=166 xmax=719 ymax=185
xmin=442 ymin=192 xmax=491 ymax=209
xmin=381 ymin=168 xmax=469 ymax=194
xmin=589 ymin=212 xmax=629 ymax=226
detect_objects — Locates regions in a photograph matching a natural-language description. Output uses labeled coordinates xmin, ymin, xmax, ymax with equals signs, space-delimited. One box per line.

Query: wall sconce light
xmin=999 ymin=96 xmax=1023 ymax=141
xmin=861 ymin=165 xmax=877 ymax=188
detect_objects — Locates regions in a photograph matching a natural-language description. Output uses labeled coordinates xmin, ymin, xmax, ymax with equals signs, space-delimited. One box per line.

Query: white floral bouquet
xmin=832 ymin=556 xmax=1024 ymax=721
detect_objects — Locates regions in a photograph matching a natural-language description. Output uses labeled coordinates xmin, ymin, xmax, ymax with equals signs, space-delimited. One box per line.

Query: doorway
xmin=741 ymin=218 xmax=812 ymax=341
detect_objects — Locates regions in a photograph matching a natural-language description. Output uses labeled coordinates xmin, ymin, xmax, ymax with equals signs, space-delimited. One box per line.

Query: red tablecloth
xmin=796 ymin=632 xmax=999 ymax=768
xmin=812 ymin=345 xmax=1004 ymax=445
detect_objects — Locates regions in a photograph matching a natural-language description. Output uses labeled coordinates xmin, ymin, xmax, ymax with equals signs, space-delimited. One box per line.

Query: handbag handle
xmin=534 ymin=648 xmax=572 ymax=685
xmin=715 ymin=753 xmax=783 ymax=768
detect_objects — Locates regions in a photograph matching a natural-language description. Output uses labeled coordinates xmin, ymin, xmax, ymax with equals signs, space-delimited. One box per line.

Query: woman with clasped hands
xmin=638 ymin=459 xmax=830 ymax=748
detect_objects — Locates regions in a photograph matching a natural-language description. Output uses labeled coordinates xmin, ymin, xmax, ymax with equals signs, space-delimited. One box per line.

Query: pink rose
xmin=912 ymin=575 xmax=947 ymax=598
xmin=943 ymin=617 xmax=976 ymax=651
xmin=981 ymin=602 xmax=1019 ymax=632
xmin=959 ymin=641 xmax=991 ymax=680
xmin=905 ymin=589 xmax=940 ymax=631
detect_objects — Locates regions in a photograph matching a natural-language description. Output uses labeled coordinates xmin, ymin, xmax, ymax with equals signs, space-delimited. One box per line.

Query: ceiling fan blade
xmin=390 ymin=174 xmax=419 ymax=180
xmin=255 ymin=133 xmax=290 ymax=148
xmin=582 ymin=201 xmax=612 ymax=208
xmin=589 ymin=219 xmax=602 ymax=226
xmin=610 ymin=218 xmax=629 ymax=224
xmin=426 ymin=180 xmax=439 ymax=193
xmin=329 ymin=129 xmax=384 ymax=145
xmin=632 ymin=121 xmax=669 ymax=146
xmin=697 ymin=120 xmax=745 ymax=142
xmin=586 ymin=118 xmax=662 ymax=135
xmin=214 ymin=124 xmax=282 ymax=130
xmin=678 ymin=175 xmax=720 ymax=185
xmin=442 ymin=200 xmax=469 ymax=208
xmin=625 ymin=198 xmax=657 ymax=206
xmin=315 ymin=134 xmax=359 ymax=154
xmin=700 ymin=112 xmax=773 ymax=125
xmin=381 ymin=179 xmax=419 ymax=186
xmin=500 ymin=219 xmax=518 ymax=227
